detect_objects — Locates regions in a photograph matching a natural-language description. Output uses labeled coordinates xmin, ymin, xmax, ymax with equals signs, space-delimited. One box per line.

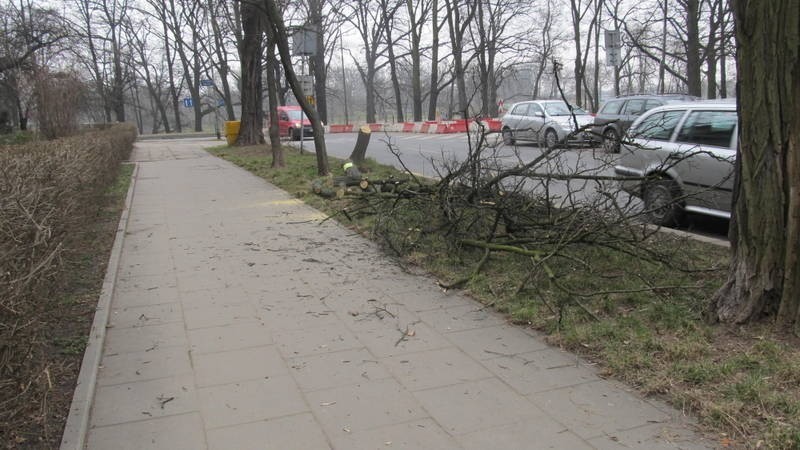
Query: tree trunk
xmin=237 ymin=0 xmax=265 ymax=146
xmin=266 ymin=40 xmax=284 ymax=168
xmin=406 ymin=0 xmax=424 ymax=122
xmin=309 ymin=0 xmax=328 ymax=124
xmin=706 ymin=0 xmax=720 ymax=100
xmin=385 ymin=21 xmax=405 ymax=123
xmin=571 ymin=0 xmax=583 ymax=106
xmin=709 ymin=0 xmax=800 ymax=328
xmin=685 ymin=0 xmax=702 ymax=97
xmin=427 ymin=0 xmax=440 ymax=120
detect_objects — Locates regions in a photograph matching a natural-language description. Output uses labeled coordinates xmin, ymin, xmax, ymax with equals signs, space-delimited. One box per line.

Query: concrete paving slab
xmin=273 ymin=322 xmax=363 ymax=358
xmin=288 ymin=348 xmax=392 ymax=392
xmin=87 ymin=413 xmax=207 ymax=450
xmin=305 ymin=378 xmax=428 ymax=437
xmin=103 ymin=322 xmax=187 ymax=355
xmin=412 ymin=378 xmax=548 ymax=435
xmin=482 ymin=348 xmax=599 ymax=395
xmin=97 ymin=346 xmax=192 ymax=387
xmin=447 ymin=324 xmax=550 ymax=360
xmin=197 ymin=376 xmax=307 ymax=429
xmin=381 ymin=347 xmax=494 ymax=391
xmin=72 ymin=139 xmax=712 ymax=449
xmin=108 ymin=302 xmax=182 ymax=329
xmin=417 ymin=303 xmax=507 ymax=333
xmin=356 ymin=320 xmax=452 ymax=358
xmin=90 ymin=375 xmax=198 ymax=427
xmin=192 ymin=345 xmax=288 ymax=387
xmin=456 ymin=420 xmax=593 ymax=450
xmin=529 ymin=379 xmax=672 ymax=440
xmin=206 ymin=413 xmax=331 ymax=450
xmin=188 ymin=322 xmax=273 ymax=354
xmin=588 ymin=422 xmax=711 ymax=449
xmin=330 ymin=418 xmax=462 ymax=450
xmin=182 ymin=302 xmax=259 ymax=330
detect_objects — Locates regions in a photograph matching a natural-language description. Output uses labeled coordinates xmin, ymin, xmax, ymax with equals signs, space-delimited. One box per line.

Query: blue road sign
xmin=217 ymin=98 xmax=225 ymax=107
xmin=183 ymin=98 xmax=193 ymax=108
xmin=200 ymin=79 xmax=214 ymax=87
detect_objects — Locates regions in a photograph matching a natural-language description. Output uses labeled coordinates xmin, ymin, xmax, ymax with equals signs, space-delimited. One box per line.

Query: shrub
xmin=0 ymin=123 xmax=136 ymax=435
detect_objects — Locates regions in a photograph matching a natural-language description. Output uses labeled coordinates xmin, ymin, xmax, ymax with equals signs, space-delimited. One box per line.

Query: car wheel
xmin=643 ymin=179 xmax=684 ymax=226
xmin=544 ymin=129 xmax=559 ymax=149
xmin=502 ymin=128 xmax=515 ymax=145
xmin=603 ymin=128 xmax=620 ymax=153
xmin=290 ymin=128 xmax=299 ymax=141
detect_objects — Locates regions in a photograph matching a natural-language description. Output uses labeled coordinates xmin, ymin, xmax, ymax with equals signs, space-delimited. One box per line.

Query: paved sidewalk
xmin=82 ymin=138 xmax=710 ymax=449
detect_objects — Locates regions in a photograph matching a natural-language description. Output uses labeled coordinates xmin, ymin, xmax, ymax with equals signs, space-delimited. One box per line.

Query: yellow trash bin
xmin=224 ymin=120 xmax=241 ymax=145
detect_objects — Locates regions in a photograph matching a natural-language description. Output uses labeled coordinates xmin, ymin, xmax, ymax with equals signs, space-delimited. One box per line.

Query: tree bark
xmin=237 ymin=0 xmax=265 ymax=146
xmin=427 ymin=0 xmax=440 ymax=120
xmin=709 ymin=0 xmax=800 ymax=328
xmin=685 ymin=0 xmax=702 ymax=97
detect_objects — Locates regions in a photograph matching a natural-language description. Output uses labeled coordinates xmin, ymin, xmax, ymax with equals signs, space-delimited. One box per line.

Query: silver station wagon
xmin=501 ymin=100 xmax=596 ymax=148
xmin=614 ymin=100 xmax=737 ymax=225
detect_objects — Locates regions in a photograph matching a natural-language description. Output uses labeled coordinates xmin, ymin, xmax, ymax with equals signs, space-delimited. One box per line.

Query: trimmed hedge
xmin=0 ymin=124 xmax=136 ymax=434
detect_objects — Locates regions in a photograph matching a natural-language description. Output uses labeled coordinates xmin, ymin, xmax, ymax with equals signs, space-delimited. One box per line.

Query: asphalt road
xmin=287 ymin=132 xmax=729 ymax=241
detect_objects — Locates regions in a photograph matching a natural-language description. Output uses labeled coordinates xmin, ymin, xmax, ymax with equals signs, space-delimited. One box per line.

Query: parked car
xmin=501 ymin=100 xmax=596 ymax=148
xmin=275 ymin=105 xmax=313 ymax=140
xmin=593 ymin=94 xmax=698 ymax=153
xmin=614 ymin=100 xmax=737 ymax=225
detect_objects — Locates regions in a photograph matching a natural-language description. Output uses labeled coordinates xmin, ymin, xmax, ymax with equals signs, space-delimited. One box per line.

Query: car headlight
xmin=293 ymin=122 xmax=301 ymax=128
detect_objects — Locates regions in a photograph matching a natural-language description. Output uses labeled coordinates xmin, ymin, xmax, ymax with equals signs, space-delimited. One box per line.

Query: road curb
xmin=59 ymin=162 xmax=138 ymax=450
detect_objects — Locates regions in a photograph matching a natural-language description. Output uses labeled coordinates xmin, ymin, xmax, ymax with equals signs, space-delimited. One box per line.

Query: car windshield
xmin=543 ymin=102 xmax=587 ymax=116
xmin=287 ymin=110 xmax=307 ymax=120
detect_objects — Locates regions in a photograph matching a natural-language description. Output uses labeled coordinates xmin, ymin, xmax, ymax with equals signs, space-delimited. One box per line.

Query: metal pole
xmin=300 ymin=55 xmax=305 ymax=154
xmin=340 ymin=31 xmax=349 ymax=125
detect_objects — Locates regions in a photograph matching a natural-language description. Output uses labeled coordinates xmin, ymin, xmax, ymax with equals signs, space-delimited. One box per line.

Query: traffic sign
xmin=299 ymin=75 xmax=313 ymax=95
xmin=306 ymin=95 xmax=315 ymax=106
xmin=604 ymin=30 xmax=622 ymax=67
xmin=183 ymin=98 xmax=193 ymax=108
xmin=217 ymin=98 xmax=225 ymax=107
xmin=200 ymin=79 xmax=214 ymax=87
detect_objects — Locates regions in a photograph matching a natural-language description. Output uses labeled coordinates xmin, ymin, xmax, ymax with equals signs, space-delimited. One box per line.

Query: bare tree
xmin=237 ymin=0 xmax=265 ymax=145
xmin=443 ymin=0 xmax=477 ymax=114
xmin=264 ymin=0 xmax=329 ymax=175
xmin=339 ymin=0 xmax=391 ymax=123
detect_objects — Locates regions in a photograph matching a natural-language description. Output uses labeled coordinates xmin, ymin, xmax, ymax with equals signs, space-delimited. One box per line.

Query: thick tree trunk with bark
xmin=237 ymin=1 xmax=265 ymax=145
xmin=427 ymin=0 xmax=440 ymax=120
xmin=685 ymin=0 xmax=702 ymax=97
xmin=709 ymin=0 xmax=800 ymax=328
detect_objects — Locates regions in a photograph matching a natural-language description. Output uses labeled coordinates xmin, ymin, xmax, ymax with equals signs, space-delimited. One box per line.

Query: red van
xmin=275 ymin=105 xmax=313 ymax=140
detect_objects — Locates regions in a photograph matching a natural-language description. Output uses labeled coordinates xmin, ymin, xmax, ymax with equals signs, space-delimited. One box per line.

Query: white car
xmin=614 ymin=100 xmax=737 ymax=225
xmin=501 ymin=100 xmax=596 ymax=148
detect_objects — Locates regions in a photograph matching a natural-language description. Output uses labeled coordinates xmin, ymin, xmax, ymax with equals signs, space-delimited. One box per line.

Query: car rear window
xmin=600 ymin=100 xmax=623 ymax=114
xmin=623 ymin=99 xmax=647 ymax=115
xmin=676 ymin=110 xmax=737 ymax=148
xmin=631 ymin=110 xmax=685 ymax=141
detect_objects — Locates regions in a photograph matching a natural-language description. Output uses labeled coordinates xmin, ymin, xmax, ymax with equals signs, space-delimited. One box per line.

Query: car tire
xmin=643 ymin=179 xmax=684 ymax=226
xmin=502 ymin=128 xmax=515 ymax=145
xmin=603 ymin=128 xmax=620 ymax=153
xmin=544 ymin=129 xmax=559 ymax=149
xmin=290 ymin=128 xmax=299 ymax=141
